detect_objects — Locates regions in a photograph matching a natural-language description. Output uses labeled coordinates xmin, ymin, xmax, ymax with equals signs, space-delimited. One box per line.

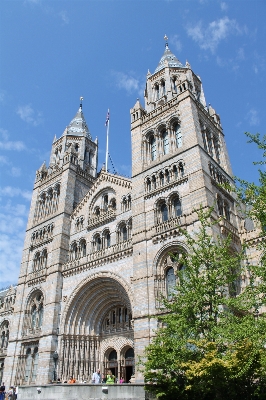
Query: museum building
xmin=0 ymin=41 xmax=258 ymax=386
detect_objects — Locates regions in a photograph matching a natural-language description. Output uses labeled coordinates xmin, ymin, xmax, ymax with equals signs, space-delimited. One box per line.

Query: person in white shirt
xmin=92 ymin=369 xmax=101 ymax=384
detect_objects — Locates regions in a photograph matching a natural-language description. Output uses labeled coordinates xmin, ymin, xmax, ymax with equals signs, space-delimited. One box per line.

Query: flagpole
xmin=105 ymin=109 xmax=110 ymax=171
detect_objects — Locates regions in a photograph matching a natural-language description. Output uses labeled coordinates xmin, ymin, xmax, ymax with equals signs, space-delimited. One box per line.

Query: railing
xmin=155 ymin=216 xmax=185 ymax=235
xmin=87 ymin=209 xmax=116 ymax=230
xmin=63 ymin=239 xmax=132 ymax=272
xmin=219 ymin=219 xmax=238 ymax=236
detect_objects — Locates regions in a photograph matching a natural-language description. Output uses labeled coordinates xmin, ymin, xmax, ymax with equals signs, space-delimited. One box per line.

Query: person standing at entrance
xmin=92 ymin=369 xmax=101 ymax=384
xmin=106 ymin=370 xmax=115 ymax=384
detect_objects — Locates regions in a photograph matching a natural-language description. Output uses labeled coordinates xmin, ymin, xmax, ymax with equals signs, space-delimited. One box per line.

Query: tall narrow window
xmin=173 ymin=198 xmax=182 ymax=217
xmin=161 ymin=203 xmax=168 ymax=222
xmin=175 ymin=124 xmax=182 ymax=148
xmin=224 ymin=202 xmax=230 ymax=221
xmin=31 ymin=348 xmax=39 ymax=382
xmin=155 ymin=85 xmax=159 ymax=100
xmin=207 ymin=130 xmax=213 ymax=156
xmin=96 ymin=237 xmax=101 ymax=251
xmin=161 ymin=80 xmax=166 ymax=95
xmin=173 ymin=165 xmax=178 ymax=179
xmin=152 ymin=175 xmax=156 ymax=189
xmin=122 ymin=226 xmax=127 ymax=241
xmin=217 ymin=196 xmax=223 ymax=216
xmin=103 ymin=195 xmax=108 ymax=211
xmin=38 ymin=305 xmax=44 ymax=328
xmin=160 ymin=172 xmax=164 ymax=186
xmin=106 ymin=233 xmax=111 ymax=248
xmin=31 ymin=306 xmax=37 ymax=329
xmin=213 ymin=136 xmax=220 ymax=163
xmin=150 ymin=136 xmax=157 ymax=161
xmin=166 ymin=267 xmax=176 ymax=299
xmin=162 ymin=130 xmax=169 ymax=155
xmin=24 ymin=349 xmax=32 ymax=382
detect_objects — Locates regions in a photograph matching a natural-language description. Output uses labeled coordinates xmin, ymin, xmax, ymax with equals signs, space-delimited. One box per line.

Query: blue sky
xmin=0 ymin=0 xmax=265 ymax=288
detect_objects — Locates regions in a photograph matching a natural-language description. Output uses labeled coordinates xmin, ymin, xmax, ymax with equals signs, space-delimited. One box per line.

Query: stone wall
xmin=18 ymin=383 xmax=154 ymax=400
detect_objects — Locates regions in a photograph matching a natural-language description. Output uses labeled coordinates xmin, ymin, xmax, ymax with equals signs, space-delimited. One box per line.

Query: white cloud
xmin=220 ymin=2 xmax=228 ymax=11
xmin=0 ymin=202 xmax=29 ymax=288
xmin=59 ymin=10 xmax=69 ymax=24
xmin=10 ymin=167 xmax=21 ymax=177
xmin=170 ymin=35 xmax=182 ymax=52
xmin=16 ymin=104 xmax=43 ymax=126
xmin=0 ymin=155 xmax=9 ymax=165
xmin=0 ymin=128 xmax=26 ymax=151
xmin=187 ymin=17 xmax=243 ymax=53
xmin=0 ymin=186 xmax=32 ymax=201
xmin=112 ymin=71 xmax=143 ymax=96
xmin=247 ymin=109 xmax=260 ymax=126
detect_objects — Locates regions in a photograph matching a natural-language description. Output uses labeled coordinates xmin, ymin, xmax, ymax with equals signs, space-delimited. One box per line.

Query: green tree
xmin=142 ymin=207 xmax=266 ymax=400
xmin=142 ymin=133 xmax=266 ymax=399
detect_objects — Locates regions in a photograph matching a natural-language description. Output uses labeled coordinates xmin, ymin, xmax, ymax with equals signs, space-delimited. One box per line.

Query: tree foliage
xmin=142 ymin=134 xmax=266 ymax=399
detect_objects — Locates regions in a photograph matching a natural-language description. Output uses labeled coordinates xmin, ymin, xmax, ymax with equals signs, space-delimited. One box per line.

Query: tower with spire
xmin=5 ymin=100 xmax=98 ymax=384
xmin=130 ymin=38 xmax=236 ymax=381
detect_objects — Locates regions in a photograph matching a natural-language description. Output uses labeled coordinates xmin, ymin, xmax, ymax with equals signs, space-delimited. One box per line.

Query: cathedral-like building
xmin=0 ymin=41 xmax=258 ymax=386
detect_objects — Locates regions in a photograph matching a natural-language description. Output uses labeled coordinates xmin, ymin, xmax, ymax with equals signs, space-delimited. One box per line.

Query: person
xmin=119 ymin=376 xmax=125 ymax=384
xmin=67 ymin=376 xmax=76 ymax=384
xmin=7 ymin=387 xmax=14 ymax=400
xmin=56 ymin=378 xmax=61 ymax=384
xmin=0 ymin=383 xmax=5 ymax=400
xmin=106 ymin=370 xmax=115 ymax=384
xmin=15 ymin=387 xmax=18 ymax=400
xmin=101 ymin=374 xmax=106 ymax=383
xmin=92 ymin=369 xmax=101 ymax=384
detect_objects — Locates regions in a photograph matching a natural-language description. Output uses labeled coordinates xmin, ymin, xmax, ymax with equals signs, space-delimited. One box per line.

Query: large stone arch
xmin=61 ymin=271 xmax=134 ymax=335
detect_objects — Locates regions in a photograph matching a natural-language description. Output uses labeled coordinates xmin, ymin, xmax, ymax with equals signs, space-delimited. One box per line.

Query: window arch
xmin=80 ymin=239 xmax=87 ymax=257
xmin=0 ymin=321 xmax=9 ymax=349
xmin=70 ymin=242 xmax=78 ymax=261
xmin=174 ymin=123 xmax=182 ymax=148
xmin=103 ymin=230 xmax=111 ymax=248
xmin=162 ymin=130 xmax=169 ymax=155
xmin=150 ymin=135 xmax=157 ymax=161
xmin=172 ymin=196 xmax=182 ymax=217
xmin=160 ymin=202 xmax=168 ymax=222
xmin=166 ymin=267 xmax=176 ymax=299
xmin=93 ymin=234 xmax=101 ymax=251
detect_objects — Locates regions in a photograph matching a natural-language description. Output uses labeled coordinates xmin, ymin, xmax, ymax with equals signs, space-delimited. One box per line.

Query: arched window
xmin=217 ymin=196 xmax=223 ymax=216
xmin=70 ymin=242 xmax=78 ymax=260
xmin=125 ymin=348 xmax=134 ymax=359
xmin=94 ymin=235 xmax=101 ymax=251
xmin=103 ymin=195 xmax=108 ymax=211
xmin=80 ymin=240 xmax=86 ymax=257
xmin=147 ymin=178 xmax=151 ymax=192
xmin=24 ymin=349 xmax=32 ymax=382
xmin=106 ymin=232 xmax=111 ymax=248
xmin=224 ymin=201 xmax=230 ymax=221
xmin=110 ymin=198 xmax=116 ymax=210
xmin=162 ymin=130 xmax=169 ymax=155
xmin=166 ymin=267 xmax=176 ymax=299
xmin=206 ymin=130 xmax=213 ymax=156
xmin=152 ymin=175 xmax=156 ymax=189
xmin=31 ymin=305 xmax=37 ymax=329
xmin=155 ymin=84 xmax=159 ymax=100
xmin=161 ymin=80 xmax=166 ymax=96
xmin=150 ymin=136 xmax=156 ymax=161
xmin=122 ymin=226 xmax=127 ymax=241
xmin=175 ymin=124 xmax=182 ymax=148
xmin=160 ymin=171 xmax=164 ymax=186
xmin=38 ymin=305 xmax=44 ymax=328
xmin=109 ymin=350 xmax=117 ymax=361
xmin=161 ymin=203 xmax=168 ymax=222
xmin=95 ymin=206 xmax=100 ymax=216
xmin=173 ymin=197 xmax=182 ymax=217
xmin=179 ymin=162 xmax=184 ymax=176
xmin=31 ymin=347 xmax=39 ymax=382
xmin=165 ymin=169 xmax=170 ymax=183
xmin=42 ymin=249 xmax=47 ymax=269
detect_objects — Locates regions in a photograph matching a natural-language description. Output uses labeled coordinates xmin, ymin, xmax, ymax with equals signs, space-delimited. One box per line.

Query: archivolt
xmin=153 ymin=240 xmax=188 ymax=276
xmin=61 ymin=271 xmax=134 ymax=336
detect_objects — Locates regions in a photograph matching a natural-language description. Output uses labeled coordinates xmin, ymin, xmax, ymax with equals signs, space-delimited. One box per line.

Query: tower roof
xmin=154 ymin=42 xmax=184 ymax=74
xmin=66 ymin=103 xmax=92 ymax=139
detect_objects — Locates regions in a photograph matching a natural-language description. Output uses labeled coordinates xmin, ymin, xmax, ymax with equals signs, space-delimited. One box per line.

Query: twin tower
xmin=0 ymin=41 xmax=241 ymax=386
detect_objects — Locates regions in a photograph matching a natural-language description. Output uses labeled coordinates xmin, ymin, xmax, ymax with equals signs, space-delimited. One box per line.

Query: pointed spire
xmin=66 ymin=97 xmax=92 ymax=139
xmin=53 ymin=134 xmax=57 ymax=143
xmin=154 ymin=35 xmax=183 ymax=74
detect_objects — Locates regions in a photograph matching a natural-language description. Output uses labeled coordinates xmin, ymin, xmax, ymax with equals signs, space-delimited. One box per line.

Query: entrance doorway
xmin=124 ymin=348 xmax=134 ymax=383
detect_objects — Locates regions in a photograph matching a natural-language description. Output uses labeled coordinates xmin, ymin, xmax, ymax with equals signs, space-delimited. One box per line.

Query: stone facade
xmin=0 ymin=41 xmax=261 ymax=387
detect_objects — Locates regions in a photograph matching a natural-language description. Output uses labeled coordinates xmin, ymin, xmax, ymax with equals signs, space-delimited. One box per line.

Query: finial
xmin=79 ymin=96 xmax=84 ymax=110
xmin=164 ymin=34 xmax=169 ymax=48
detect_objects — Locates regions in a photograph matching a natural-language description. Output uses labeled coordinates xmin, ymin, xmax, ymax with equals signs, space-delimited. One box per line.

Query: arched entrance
xmin=60 ymin=274 xmax=134 ymax=382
